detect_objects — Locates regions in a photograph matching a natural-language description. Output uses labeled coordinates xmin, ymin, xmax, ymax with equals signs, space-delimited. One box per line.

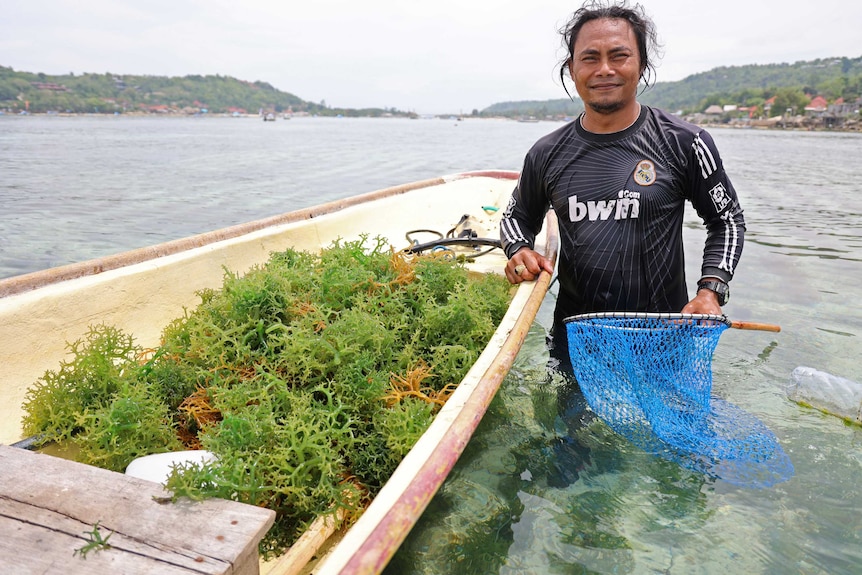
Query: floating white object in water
xmin=125 ymin=450 xmax=216 ymax=484
xmin=786 ymin=366 xmax=862 ymax=425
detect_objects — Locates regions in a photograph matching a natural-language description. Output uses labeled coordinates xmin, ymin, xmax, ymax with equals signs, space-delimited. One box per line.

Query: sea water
xmin=2 ymin=115 xmax=861 ymax=574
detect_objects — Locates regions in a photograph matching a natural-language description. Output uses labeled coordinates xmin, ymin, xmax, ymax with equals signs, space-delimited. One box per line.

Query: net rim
xmin=563 ymin=312 xmax=732 ymax=327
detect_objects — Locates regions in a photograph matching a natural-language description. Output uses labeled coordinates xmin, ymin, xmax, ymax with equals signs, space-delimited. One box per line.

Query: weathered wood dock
xmin=0 ymin=445 xmax=275 ymax=574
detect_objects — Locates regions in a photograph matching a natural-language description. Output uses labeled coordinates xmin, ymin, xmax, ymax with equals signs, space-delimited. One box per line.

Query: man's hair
xmin=558 ymin=1 xmax=660 ymax=99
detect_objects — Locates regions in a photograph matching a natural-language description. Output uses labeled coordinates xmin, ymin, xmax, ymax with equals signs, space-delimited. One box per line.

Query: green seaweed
xmin=76 ymin=379 xmax=184 ymax=472
xmin=21 ymin=324 xmax=143 ymax=443
xmin=21 ymin=235 xmax=512 ymax=556
xmin=73 ymin=520 xmax=113 ymax=559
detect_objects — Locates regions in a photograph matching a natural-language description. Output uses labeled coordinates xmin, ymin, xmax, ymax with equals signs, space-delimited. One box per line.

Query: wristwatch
xmin=697 ymin=279 xmax=730 ymax=306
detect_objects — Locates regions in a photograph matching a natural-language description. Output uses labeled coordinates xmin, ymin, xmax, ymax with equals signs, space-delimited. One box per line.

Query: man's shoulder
xmin=526 ymin=119 xmax=580 ymax=156
xmin=642 ymin=105 xmax=719 ymax=157
xmin=645 ymin=106 xmax=701 ymax=136
xmin=648 ymin=107 xmax=712 ymax=142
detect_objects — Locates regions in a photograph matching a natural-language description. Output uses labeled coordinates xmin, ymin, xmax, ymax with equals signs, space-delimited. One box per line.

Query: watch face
xmin=698 ymin=281 xmax=729 ymax=305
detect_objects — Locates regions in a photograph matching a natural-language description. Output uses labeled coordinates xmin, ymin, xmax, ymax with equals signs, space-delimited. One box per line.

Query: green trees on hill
xmin=0 ymin=67 xmax=419 ymax=117
xmin=0 ymin=67 xmax=320 ymax=115
xmin=482 ymin=99 xmax=584 ymax=118
xmin=639 ymin=57 xmax=862 ymax=116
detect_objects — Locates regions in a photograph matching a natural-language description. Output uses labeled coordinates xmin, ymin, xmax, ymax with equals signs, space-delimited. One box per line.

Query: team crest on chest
xmin=633 ymin=160 xmax=657 ymax=186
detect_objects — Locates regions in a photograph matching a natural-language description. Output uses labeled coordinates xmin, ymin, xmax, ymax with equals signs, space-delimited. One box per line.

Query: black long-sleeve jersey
xmin=501 ymin=105 xmax=745 ymax=324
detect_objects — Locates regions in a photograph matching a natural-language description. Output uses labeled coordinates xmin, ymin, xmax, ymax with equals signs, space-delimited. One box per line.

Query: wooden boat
xmin=0 ymin=170 xmax=558 ymax=574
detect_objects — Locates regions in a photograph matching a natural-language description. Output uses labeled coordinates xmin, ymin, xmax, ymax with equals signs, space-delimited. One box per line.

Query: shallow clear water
xmin=388 ymin=128 xmax=862 ymax=575
xmin=2 ymin=116 xmax=861 ymax=574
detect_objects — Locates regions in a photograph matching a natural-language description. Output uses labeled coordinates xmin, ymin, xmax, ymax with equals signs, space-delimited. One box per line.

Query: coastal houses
xmin=804 ymin=95 xmax=829 ymax=113
xmin=691 ymin=94 xmax=860 ymax=131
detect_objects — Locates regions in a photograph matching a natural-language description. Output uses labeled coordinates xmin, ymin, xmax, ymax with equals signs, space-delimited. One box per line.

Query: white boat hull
xmin=0 ymin=171 xmax=559 ymax=575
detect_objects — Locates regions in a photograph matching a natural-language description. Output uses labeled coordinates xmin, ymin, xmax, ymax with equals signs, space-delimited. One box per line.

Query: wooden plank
xmin=0 ymin=446 xmax=275 ymax=575
xmin=0 ymin=503 xmax=215 ymax=574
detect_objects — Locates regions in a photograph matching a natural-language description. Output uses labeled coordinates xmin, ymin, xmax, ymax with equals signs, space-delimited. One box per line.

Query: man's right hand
xmin=505 ymin=247 xmax=554 ymax=284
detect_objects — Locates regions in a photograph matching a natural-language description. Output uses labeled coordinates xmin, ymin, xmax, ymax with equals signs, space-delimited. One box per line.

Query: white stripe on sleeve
xmin=693 ymin=135 xmax=718 ymax=180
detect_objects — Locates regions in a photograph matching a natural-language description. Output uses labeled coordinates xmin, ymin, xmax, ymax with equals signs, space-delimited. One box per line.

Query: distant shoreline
xmin=695 ymin=120 xmax=862 ymax=134
xmin=4 ymin=111 xmax=862 ymax=134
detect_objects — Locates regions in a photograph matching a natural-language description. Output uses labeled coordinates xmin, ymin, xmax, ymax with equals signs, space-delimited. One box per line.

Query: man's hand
xmin=681 ymin=288 xmax=722 ymax=315
xmin=505 ymin=247 xmax=554 ymax=284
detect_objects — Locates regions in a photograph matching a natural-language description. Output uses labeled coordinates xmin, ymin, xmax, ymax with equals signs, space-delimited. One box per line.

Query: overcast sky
xmin=3 ymin=0 xmax=861 ymax=114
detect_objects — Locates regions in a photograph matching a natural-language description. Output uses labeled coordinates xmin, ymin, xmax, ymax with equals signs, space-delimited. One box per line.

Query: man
xmin=500 ymin=1 xmax=744 ymax=364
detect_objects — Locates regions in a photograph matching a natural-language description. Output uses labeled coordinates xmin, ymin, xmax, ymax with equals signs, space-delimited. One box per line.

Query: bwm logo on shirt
xmin=568 ymin=190 xmax=641 ymax=222
xmin=708 ymin=182 xmax=731 ymax=212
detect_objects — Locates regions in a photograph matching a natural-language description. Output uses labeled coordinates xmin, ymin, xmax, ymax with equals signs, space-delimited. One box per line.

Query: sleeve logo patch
xmin=633 ymin=160 xmax=657 ymax=186
xmin=503 ymin=195 xmax=517 ymax=218
xmin=709 ymin=182 xmax=731 ymax=212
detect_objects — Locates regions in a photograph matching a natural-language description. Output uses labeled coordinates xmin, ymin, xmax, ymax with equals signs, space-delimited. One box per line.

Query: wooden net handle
xmin=730 ymin=321 xmax=781 ymax=333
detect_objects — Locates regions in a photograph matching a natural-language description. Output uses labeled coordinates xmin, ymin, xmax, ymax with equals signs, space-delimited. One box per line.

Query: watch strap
xmin=697 ymin=280 xmax=729 ymax=305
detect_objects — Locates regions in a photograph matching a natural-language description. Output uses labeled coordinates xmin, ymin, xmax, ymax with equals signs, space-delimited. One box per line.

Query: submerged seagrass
xmin=21 ymin=235 xmax=512 ymax=556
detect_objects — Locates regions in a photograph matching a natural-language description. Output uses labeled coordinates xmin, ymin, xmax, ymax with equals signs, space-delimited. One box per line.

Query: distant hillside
xmin=0 ymin=66 xmax=414 ymax=117
xmin=483 ymin=56 xmax=862 ymax=118
xmin=483 ymin=98 xmax=584 ymax=118
xmin=640 ymin=56 xmax=862 ymax=112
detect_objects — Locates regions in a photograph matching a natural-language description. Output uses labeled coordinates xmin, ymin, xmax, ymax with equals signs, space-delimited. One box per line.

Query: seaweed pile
xmin=21 ymin=235 xmax=512 ymax=555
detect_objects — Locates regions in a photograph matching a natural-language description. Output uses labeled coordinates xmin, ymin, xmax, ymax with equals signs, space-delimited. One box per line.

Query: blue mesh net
xmin=564 ymin=313 xmax=794 ymax=488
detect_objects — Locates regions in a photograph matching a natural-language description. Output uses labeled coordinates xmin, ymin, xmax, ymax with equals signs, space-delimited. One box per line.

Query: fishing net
xmin=564 ymin=312 xmax=793 ymax=487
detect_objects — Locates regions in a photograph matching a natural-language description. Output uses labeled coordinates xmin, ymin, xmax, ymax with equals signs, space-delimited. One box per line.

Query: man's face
xmin=569 ymin=18 xmax=642 ymax=116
